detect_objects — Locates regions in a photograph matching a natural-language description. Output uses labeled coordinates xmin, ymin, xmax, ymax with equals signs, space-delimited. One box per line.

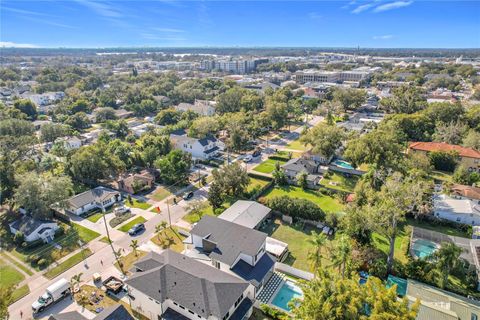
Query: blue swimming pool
xmin=412 ymin=239 xmax=438 ymax=259
xmin=332 ymin=160 xmax=354 ymax=170
xmin=271 ymin=281 xmax=303 ymax=311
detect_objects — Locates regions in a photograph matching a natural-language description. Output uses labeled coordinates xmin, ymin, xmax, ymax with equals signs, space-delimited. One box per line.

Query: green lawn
xmin=11 ymin=284 xmax=30 ymax=303
xmin=44 ymin=249 xmax=93 ymax=279
xmin=183 ymin=197 xmax=236 ymax=224
xmin=431 ymin=170 xmax=453 ymax=183
xmin=253 ymin=159 xmax=287 ymax=174
xmin=148 ymin=187 xmax=172 ymax=202
xmin=151 ymin=227 xmax=187 ymax=253
xmin=125 ymin=199 xmax=152 ymax=210
xmin=0 ymin=252 xmax=33 ymax=276
xmin=0 ymin=258 xmax=25 ymax=288
xmin=72 ymin=223 xmax=101 ymax=243
xmin=118 ymin=216 xmax=147 ymax=232
xmin=246 ymin=177 xmax=271 ymax=196
xmin=372 ymin=225 xmax=412 ymax=265
xmin=285 ymin=139 xmax=307 ymax=151
xmin=86 ymin=212 xmax=104 ymax=223
xmin=262 ymin=186 xmax=344 ymax=213
xmin=320 ymin=172 xmax=359 ymax=193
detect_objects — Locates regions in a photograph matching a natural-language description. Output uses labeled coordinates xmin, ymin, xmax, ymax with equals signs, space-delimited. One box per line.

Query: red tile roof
xmin=451 ymin=184 xmax=480 ymax=201
xmin=408 ymin=142 xmax=480 ymax=159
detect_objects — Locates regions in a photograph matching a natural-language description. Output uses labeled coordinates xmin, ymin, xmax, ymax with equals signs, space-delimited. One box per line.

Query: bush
xmin=109 ymin=213 xmax=134 ymax=228
xmin=247 ymin=172 xmax=273 ymax=181
xmin=37 ymin=259 xmax=48 ymax=268
xmin=268 ymin=155 xmax=290 ymax=162
xmin=267 ymin=195 xmax=325 ymax=222
xmin=27 ymin=254 xmax=41 ymax=264
xmin=429 ymin=150 xmax=458 ymax=172
xmin=55 ymin=226 xmax=65 ymax=237
xmin=23 ymin=239 xmax=44 ymax=250
xmin=213 ymin=208 xmax=224 ymax=216
xmin=13 ymin=232 xmax=24 ymax=245
xmin=260 ymin=304 xmax=288 ymax=320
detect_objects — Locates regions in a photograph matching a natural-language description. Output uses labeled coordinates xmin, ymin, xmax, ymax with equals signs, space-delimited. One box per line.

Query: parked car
xmin=243 ymin=155 xmax=253 ymax=163
xmin=194 ymin=163 xmax=206 ymax=169
xmin=252 ymin=149 xmax=261 ymax=157
xmin=114 ymin=206 xmax=130 ymax=215
xmin=182 ymin=191 xmax=194 ymax=200
xmin=128 ymin=223 xmax=145 ymax=235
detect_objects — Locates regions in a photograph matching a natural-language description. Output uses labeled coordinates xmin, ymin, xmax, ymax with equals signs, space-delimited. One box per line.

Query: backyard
xmin=253 ymin=158 xmax=287 ymax=174
xmin=319 ymin=172 xmax=359 ymax=193
xmin=285 ymin=139 xmax=307 ymax=151
xmin=262 ymin=185 xmax=344 ymax=214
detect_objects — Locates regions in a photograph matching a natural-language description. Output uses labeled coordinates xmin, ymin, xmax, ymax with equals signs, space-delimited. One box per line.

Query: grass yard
xmin=253 ymin=159 xmax=287 ymax=174
xmin=0 ymin=258 xmax=25 ymax=287
xmin=406 ymin=218 xmax=470 ymax=238
xmin=285 ymin=139 xmax=307 ymax=151
xmin=73 ymin=223 xmax=101 ymax=242
xmin=151 ymin=227 xmax=187 ymax=253
xmin=11 ymin=284 xmax=30 ymax=303
xmin=183 ymin=197 xmax=236 ymax=224
xmin=125 ymin=198 xmax=152 ymax=210
xmin=148 ymin=186 xmax=172 ymax=202
xmin=86 ymin=212 xmax=104 ymax=223
xmin=431 ymin=170 xmax=453 ymax=183
xmin=118 ymin=216 xmax=147 ymax=232
xmin=262 ymin=185 xmax=344 ymax=213
xmin=246 ymin=177 xmax=271 ymax=196
xmin=44 ymin=248 xmax=93 ymax=279
xmin=75 ymin=285 xmax=149 ymax=320
xmin=320 ymin=172 xmax=359 ymax=193
xmin=371 ymin=225 xmax=411 ymax=265
xmin=99 ymin=236 xmax=111 ymax=244
xmin=115 ymin=250 xmax=148 ymax=274
xmin=0 ymin=252 xmax=33 ymax=276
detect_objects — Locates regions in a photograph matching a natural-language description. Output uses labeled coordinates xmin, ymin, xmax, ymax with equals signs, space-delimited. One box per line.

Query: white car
xmin=114 ymin=206 xmax=130 ymax=215
xmin=243 ymin=155 xmax=253 ymax=163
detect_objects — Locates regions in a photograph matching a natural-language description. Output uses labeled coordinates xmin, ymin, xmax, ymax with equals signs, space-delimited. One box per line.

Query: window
xmin=189 ymin=310 xmax=194 ymax=314
xmin=472 ymin=314 xmax=478 ymax=320
xmin=222 ymin=312 xmax=230 ymax=320
xmin=212 ymin=260 xmax=220 ymax=269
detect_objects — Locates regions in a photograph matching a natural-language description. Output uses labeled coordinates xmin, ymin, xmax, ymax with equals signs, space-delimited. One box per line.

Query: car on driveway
xmin=243 ymin=155 xmax=253 ymax=163
xmin=128 ymin=223 xmax=145 ymax=236
xmin=114 ymin=206 xmax=131 ymax=215
xmin=182 ymin=191 xmax=194 ymax=200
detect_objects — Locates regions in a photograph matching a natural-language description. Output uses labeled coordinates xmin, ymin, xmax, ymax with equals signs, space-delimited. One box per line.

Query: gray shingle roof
xmin=190 ymin=215 xmax=267 ymax=266
xmin=126 ymin=250 xmax=249 ymax=320
xmin=218 ymin=200 xmax=271 ymax=229
xmin=48 ymin=311 xmax=85 ymax=320
xmin=67 ymin=187 xmax=119 ymax=210
xmin=48 ymin=305 xmax=133 ymax=320
xmin=281 ymin=157 xmax=318 ymax=175
xmin=9 ymin=216 xmax=56 ymax=236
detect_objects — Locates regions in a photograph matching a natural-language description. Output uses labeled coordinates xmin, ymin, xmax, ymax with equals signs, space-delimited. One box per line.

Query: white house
xmin=433 ymin=194 xmax=480 ymax=225
xmin=55 ymin=136 xmax=82 ymax=150
xmin=9 ymin=216 xmax=59 ymax=243
xmin=170 ymin=129 xmax=224 ymax=160
xmin=186 ymin=216 xmax=275 ymax=295
xmin=125 ymin=250 xmax=254 ymax=320
xmin=65 ymin=187 xmax=121 ymax=216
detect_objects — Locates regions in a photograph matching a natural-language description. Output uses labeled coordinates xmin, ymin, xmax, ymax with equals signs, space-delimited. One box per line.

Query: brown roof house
xmin=117 ymin=170 xmax=155 ymax=194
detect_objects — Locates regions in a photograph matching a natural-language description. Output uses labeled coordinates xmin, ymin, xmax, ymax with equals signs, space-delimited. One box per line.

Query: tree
xmin=463 ymin=129 xmax=480 ymax=150
xmin=155 ymin=150 xmax=192 ymax=185
xmin=155 ymin=108 xmax=181 ymax=125
xmin=14 ymin=173 xmax=73 ymax=218
xmin=332 ymin=87 xmax=366 ymax=110
xmin=267 ymin=196 xmax=325 ymax=222
xmin=130 ymin=240 xmax=139 ymax=257
xmin=68 ymin=143 xmax=125 ymax=183
xmin=187 ymin=199 xmax=208 ymax=220
xmin=296 ymin=171 xmax=308 ymax=190
xmin=0 ymin=286 xmax=14 ymax=319
xmin=453 ymin=165 xmax=480 ymax=186
xmin=95 ymin=107 xmax=117 ymax=123
xmin=307 ymin=231 xmax=327 ymax=274
xmin=189 ymin=116 xmax=220 ymax=139
xmin=428 ymin=150 xmax=458 ymax=172
xmin=64 ymin=112 xmax=91 ymax=130
xmin=329 ymin=234 xmax=352 ymax=279
xmin=300 ymin=123 xmax=346 ymax=159
xmin=211 ymin=162 xmax=250 ymax=197
xmin=215 ymin=87 xmax=246 ymax=113
xmin=432 ymin=121 xmax=468 ymax=145
xmin=70 ymin=273 xmax=83 ymax=292
xmin=155 ymin=221 xmax=167 ymax=240
xmin=13 ymin=99 xmax=37 ymax=120
xmin=433 ymin=242 xmax=462 ymax=289
xmin=272 ymin=166 xmax=288 ymax=186
xmin=379 ymin=85 xmax=427 ymax=114
xmin=40 ymin=123 xmax=70 ymax=142
xmin=208 ymin=181 xmax=224 ymax=210
xmin=266 ymin=99 xmax=288 ymax=130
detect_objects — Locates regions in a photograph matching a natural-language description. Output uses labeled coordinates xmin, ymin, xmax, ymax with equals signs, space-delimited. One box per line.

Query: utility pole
xmin=102 ymin=212 xmax=125 ymax=277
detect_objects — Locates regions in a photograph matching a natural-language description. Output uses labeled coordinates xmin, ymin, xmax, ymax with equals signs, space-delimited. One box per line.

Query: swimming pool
xmin=332 ymin=160 xmax=354 ymax=170
xmin=271 ymin=280 xmax=303 ymax=311
xmin=411 ymin=239 xmax=438 ymax=259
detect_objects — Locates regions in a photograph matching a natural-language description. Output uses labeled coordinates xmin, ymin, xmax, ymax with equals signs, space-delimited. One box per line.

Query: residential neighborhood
xmin=1 ymin=1 xmax=480 ymax=319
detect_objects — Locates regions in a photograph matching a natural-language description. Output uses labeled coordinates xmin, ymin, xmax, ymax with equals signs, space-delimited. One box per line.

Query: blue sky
xmin=1 ymin=1 xmax=479 ymax=48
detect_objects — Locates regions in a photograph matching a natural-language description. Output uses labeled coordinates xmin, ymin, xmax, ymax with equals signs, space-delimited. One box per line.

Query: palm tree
xmin=329 ymin=234 xmax=352 ymax=279
xmin=70 ymin=273 xmax=83 ymax=292
xmin=434 ymin=242 xmax=462 ymax=289
xmin=155 ymin=221 xmax=168 ymax=240
xmin=307 ymin=231 xmax=327 ymax=275
xmin=130 ymin=240 xmax=139 ymax=257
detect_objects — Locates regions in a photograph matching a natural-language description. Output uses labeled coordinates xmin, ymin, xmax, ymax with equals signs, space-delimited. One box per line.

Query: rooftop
xmin=218 ymin=200 xmax=271 ymax=229
xmin=409 ymin=142 xmax=480 ymax=159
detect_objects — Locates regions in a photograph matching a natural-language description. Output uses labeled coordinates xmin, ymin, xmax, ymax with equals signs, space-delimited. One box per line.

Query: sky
xmin=1 ymin=0 xmax=479 ymax=48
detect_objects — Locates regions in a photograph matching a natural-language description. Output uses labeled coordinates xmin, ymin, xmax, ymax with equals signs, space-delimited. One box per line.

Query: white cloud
xmin=373 ymin=34 xmax=394 ymax=40
xmin=74 ymin=0 xmax=123 ymax=18
xmin=0 ymin=41 xmax=38 ymax=48
xmin=351 ymin=3 xmax=374 ymax=14
xmin=374 ymin=1 xmax=413 ymax=12
xmin=308 ymin=12 xmax=323 ymax=20
xmin=152 ymin=27 xmax=185 ymax=33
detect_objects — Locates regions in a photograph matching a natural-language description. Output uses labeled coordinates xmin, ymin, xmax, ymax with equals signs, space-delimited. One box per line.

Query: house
xmin=408 ymin=142 xmax=480 ymax=173
xmin=281 ymin=157 xmax=327 ymax=187
xmin=9 ymin=216 xmax=59 ymax=243
xmin=405 ymin=279 xmax=480 ymax=320
xmin=175 ymin=100 xmax=216 ymax=116
xmin=55 ymin=136 xmax=82 ymax=150
xmin=65 ymin=187 xmax=121 ymax=216
xmin=186 ymin=216 xmax=275 ymax=294
xmin=117 ymin=170 xmax=155 ymax=194
xmin=170 ymin=129 xmax=224 ymax=160
xmin=450 ymin=184 xmax=480 ymax=204
xmin=433 ymin=194 xmax=480 ymax=225
xmin=125 ymin=250 xmax=254 ymax=320
xmin=218 ymin=200 xmax=271 ymax=230
xmin=48 ymin=304 xmax=133 ymax=320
